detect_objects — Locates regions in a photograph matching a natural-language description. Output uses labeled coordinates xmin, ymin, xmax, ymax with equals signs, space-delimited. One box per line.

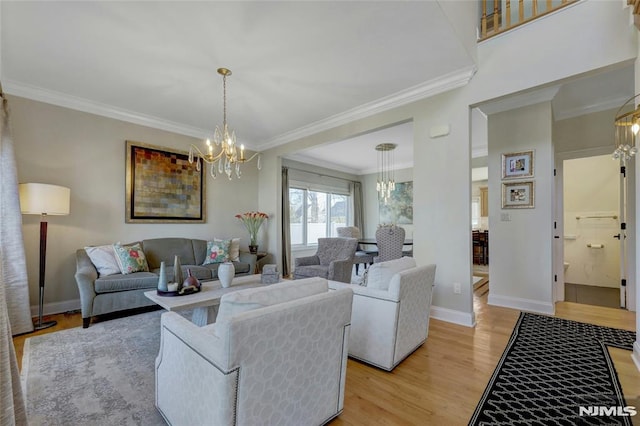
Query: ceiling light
xmin=376 ymin=143 xmax=397 ymax=205
xmin=189 ymin=68 xmax=260 ymax=179
xmin=613 ymin=95 xmax=639 ymax=161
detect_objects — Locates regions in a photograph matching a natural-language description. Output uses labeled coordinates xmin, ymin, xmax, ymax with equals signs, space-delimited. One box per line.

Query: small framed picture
xmin=502 ymin=181 xmax=534 ymax=209
xmin=502 ymin=150 xmax=534 ymax=179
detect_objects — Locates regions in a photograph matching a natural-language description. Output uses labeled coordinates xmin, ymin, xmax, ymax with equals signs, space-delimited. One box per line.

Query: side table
xmin=255 ymin=252 xmax=271 ymax=273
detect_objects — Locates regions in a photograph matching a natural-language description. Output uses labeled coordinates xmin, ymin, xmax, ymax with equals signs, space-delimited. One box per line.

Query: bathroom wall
xmin=563 ymin=155 xmax=619 ymax=288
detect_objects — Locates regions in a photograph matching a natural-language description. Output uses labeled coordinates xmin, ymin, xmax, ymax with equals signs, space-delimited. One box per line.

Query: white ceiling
xmin=1 ymin=1 xmax=474 ymax=148
xmin=1 ymin=2 xmax=634 ymax=176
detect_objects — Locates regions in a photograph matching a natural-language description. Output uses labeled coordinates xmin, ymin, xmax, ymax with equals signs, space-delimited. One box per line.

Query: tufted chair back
xmin=374 ymin=225 xmax=405 ymax=262
xmin=337 ymin=226 xmax=361 ymax=239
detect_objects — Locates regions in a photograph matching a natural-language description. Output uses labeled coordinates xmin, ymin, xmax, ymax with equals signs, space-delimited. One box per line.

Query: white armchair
xmin=328 ymin=260 xmax=436 ymax=371
xmin=155 ymin=279 xmax=353 ymax=426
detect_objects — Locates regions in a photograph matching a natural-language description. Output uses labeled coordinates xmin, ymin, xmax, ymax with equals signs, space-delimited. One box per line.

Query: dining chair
xmin=336 ymin=226 xmax=375 ymax=274
xmin=374 ymin=225 xmax=405 ymax=263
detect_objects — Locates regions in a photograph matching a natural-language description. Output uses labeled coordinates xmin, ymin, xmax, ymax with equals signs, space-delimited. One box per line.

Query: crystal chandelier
xmin=189 ymin=68 xmax=260 ymax=179
xmin=376 ymin=143 xmax=397 ymax=205
xmin=613 ymin=94 xmax=639 ymax=162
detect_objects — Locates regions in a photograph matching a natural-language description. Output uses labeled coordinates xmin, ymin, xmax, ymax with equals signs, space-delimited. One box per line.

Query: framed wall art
xmin=502 ymin=181 xmax=534 ymax=209
xmin=379 ymin=181 xmax=413 ymax=224
xmin=502 ymin=150 xmax=534 ymax=179
xmin=125 ymin=140 xmax=206 ymax=223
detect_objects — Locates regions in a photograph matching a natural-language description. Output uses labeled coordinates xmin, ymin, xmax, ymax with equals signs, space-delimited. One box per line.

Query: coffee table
xmin=144 ymin=274 xmax=266 ymax=326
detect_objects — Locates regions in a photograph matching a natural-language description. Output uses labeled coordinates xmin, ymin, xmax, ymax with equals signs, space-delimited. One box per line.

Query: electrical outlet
xmin=453 ymin=282 xmax=461 ymax=294
xmin=501 ymin=213 xmax=511 ymax=222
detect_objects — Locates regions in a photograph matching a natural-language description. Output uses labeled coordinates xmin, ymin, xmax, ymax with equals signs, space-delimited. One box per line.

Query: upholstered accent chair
xmin=336 ymin=226 xmax=375 ymax=274
xmin=293 ymin=237 xmax=358 ymax=283
xmin=156 ymin=278 xmax=353 ymax=426
xmin=328 ymin=258 xmax=436 ymax=371
xmin=374 ymin=225 xmax=405 ymax=263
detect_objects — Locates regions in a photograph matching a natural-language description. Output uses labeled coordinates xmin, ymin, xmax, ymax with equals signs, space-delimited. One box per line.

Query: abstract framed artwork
xmin=125 ymin=140 xmax=206 ymax=223
xmin=502 ymin=181 xmax=534 ymax=209
xmin=379 ymin=181 xmax=413 ymax=224
xmin=502 ymin=150 xmax=534 ymax=179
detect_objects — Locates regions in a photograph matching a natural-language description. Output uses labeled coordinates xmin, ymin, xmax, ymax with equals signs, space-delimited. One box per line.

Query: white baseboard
xmin=31 ymin=298 xmax=81 ymax=318
xmin=632 ymin=341 xmax=640 ymax=373
xmin=488 ymin=294 xmax=554 ymax=315
xmin=430 ymin=305 xmax=476 ymax=327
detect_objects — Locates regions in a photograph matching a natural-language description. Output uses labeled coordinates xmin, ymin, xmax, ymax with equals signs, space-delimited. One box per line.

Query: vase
xmin=173 ymin=255 xmax=184 ymax=289
xmin=218 ymin=262 xmax=235 ymax=288
xmin=157 ymin=261 xmax=169 ymax=292
xmin=183 ymin=268 xmax=200 ymax=290
xmin=249 ymin=244 xmax=258 ymax=254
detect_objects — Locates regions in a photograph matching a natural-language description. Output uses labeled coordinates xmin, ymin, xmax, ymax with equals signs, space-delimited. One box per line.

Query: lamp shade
xmin=19 ymin=183 xmax=70 ymax=215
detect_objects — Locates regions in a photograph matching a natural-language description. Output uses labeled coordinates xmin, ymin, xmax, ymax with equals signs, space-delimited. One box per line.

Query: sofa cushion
xmin=293 ymin=265 xmax=328 ymax=279
xmin=113 ymin=243 xmax=150 ymax=275
xmin=94 ymin=271 xmax=159 ymax=293
xmin=151 ymin=265 xmax=212 ymax=282
xmin=216 ymin=278 xmax=328 ymax=323
xmin=203 ymin=239 xmax=231 ymax=264
xmin=84 ymin=245 xmax=120 ymax=277
xmin=365 ymin=257 xmax=416 ymax=290
xmin=142 ymin=238 xmax=196 ymax=269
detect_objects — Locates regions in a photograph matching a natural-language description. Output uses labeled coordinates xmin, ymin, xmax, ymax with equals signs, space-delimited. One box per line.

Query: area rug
xmin=469 ymin=312 xmax=636 ymax=425
xmin=21 ymin=310 xmax=176 ymax=426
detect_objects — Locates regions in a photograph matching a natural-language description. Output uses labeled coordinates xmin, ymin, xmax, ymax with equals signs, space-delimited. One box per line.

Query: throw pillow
xmin=365 ymin=257 xmax=417 ymax=291
xmin=228 ymin=238 xmax=241 ymax=262
xmin=113 ymin=243 xmax=150 ymax=275
xmin=203 ymin=239 xmax=231 ymax=265
xmin=84 ymin=245 xmax=121 ymax=277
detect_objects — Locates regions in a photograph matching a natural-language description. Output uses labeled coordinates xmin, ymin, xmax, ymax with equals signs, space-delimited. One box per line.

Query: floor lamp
xmin=19 ymin=183 xmax=71 ymax=330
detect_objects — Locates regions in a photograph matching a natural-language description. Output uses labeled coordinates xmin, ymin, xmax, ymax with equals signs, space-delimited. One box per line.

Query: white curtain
xmin=0 ymin=90 xmax=30 ymax=425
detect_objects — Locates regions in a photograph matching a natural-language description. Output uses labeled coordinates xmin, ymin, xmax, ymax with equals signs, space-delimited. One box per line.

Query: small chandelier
xmin=189 ymin=68 xmax=260 ymax=179
xmin=376 ymin=143 xmax=397 ymax=205
xmin=613 ymin=94 xmax=640 ymax=162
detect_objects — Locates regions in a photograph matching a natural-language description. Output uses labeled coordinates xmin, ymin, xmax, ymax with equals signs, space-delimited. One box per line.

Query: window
xmin=289 ymin=187 xmax=350 ymax=247
xmin=472 ymin=196 xmax=481 ymax=229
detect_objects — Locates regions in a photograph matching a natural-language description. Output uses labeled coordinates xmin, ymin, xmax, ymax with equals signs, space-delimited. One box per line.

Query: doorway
xmin=562 ymin=155 xmax=621 ymax=308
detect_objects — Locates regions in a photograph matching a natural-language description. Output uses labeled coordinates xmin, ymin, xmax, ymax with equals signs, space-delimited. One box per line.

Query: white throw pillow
xmin=365 ymin=257 xmax=417 ymax=291
xmin=216 ymin=277 xmax=328 ymax=323
xmin=84 ymin=245 xmax=121 ymax=277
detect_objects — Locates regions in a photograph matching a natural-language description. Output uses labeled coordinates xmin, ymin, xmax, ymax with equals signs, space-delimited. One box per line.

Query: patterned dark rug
xmin=21 ymin=309 xmax=181 ymax=426
xmin=469 ymin=312 xmax=637 ymax=426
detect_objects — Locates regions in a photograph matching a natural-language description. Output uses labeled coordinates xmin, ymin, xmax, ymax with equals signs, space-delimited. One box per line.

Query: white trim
xmin=430 ymin=305 xmax=476 ymax=327
xmin=477 ymin=86 xmax=560 ymax=116
xmin=472 ymin=145 xmax=488 ymax=158
xmin=487 ymin=294 xmax=555 ymax=315
xmin=3 ymin=80 xmax=214 ymax=141
xmin=556 ymin=146 xmax=615 ymax=161
xmin=553 ymin=95 xmax=630 ymax=121
xmin=632 ymin=341 xmax=640 ymax=372
xmin=358 ymin=160 xmax=414 ymax=176
xmin=31 ymin=298 xmax=81 ymax=318
xmin=260 ymin=65 xmax=478 ymax=150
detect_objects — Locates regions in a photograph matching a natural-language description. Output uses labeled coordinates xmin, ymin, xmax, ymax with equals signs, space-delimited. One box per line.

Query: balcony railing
xmin=479 ymin=0 xmax=579 ymax=41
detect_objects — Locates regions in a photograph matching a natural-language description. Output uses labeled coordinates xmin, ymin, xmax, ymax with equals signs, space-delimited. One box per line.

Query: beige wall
xmin=563 ymin=155 xmax=619 ymax=288
xmin=10 ymin=96 xmax=259 ymax=314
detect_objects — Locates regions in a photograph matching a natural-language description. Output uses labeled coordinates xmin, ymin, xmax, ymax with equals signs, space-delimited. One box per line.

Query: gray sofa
xmin=75 ymin=237 xmax=257 ymax=328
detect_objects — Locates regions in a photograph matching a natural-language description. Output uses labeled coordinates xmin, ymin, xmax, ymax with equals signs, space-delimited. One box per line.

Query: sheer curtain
xmin=351 ymin=181 xmax=365 ymax=234
xmin=281 ymin=167 xmax=291 ymax=277
xmin=0 ymin=90 xmax=30 ymax=424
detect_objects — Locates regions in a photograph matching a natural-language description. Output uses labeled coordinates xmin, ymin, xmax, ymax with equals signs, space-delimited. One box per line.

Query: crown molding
xmin=285 ymin=154 xmax=362 ymax=176
xmin=3 ymin=79 xmax=214 ymax=141
xmin=358 ymin=160 xmax=414 ymax=176
xmin=553 ymin=95 xmax=628 ymax=121
xmin=260 ymin=65 xmax=478 ymax=150
xmin=477 ymin=86 xmax=560 ymax=116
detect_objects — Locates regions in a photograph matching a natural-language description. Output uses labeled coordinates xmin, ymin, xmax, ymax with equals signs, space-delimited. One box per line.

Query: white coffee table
xmin=144 ymin=274 xmax=265 ymax=326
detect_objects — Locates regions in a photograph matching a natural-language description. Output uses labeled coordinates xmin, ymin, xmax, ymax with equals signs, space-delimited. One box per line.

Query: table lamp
xmin=19 ymin=183 xmax=70 ymax=330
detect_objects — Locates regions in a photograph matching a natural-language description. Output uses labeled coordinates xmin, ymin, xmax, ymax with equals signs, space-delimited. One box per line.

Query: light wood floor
xmin=13 ymin=290 xmax=639 ymax=425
